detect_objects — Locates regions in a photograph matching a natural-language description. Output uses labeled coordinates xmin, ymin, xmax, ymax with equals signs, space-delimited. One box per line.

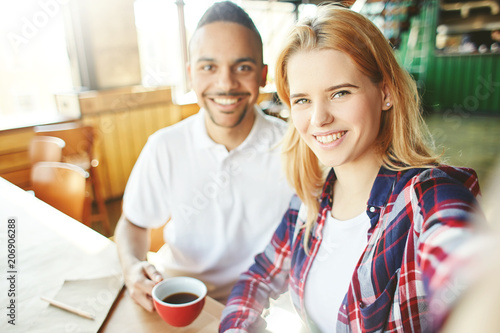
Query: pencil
xmin=40 ymin=296 xmax=96 ymax=320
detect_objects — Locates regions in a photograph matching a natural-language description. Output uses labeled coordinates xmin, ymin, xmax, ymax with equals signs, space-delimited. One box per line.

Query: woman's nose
xmin=311 ymin=102 xmax=334 ymax=127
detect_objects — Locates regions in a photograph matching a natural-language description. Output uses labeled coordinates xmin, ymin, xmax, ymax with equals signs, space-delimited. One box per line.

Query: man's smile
xmin=212 ymin=97 xmax=240 ymax=105
xmin=204 ymin=93 xmax=251 ymax=109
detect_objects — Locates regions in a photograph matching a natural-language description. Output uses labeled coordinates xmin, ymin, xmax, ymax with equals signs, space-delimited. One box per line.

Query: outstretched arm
xmin=115 ymin=214 xmax=164 ymax=311
xmin=415 ymin=167 xmax=484 ymax=330
xmin=220 ymin=196 xmax=301 ymax=332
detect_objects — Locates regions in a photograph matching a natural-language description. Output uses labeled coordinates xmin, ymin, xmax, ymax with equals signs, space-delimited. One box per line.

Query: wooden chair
xmin=109 ymin=225 xmax=165 ymax=253
xmin=149 ymin=225 xmax=166 ymax=252
xmin=28 ymin=136 xmax=66 ymax=165
xmin=31 ymin=162 xmax=89 ymax=222
xmin=33 ymin=122 xmax=110 ymax=234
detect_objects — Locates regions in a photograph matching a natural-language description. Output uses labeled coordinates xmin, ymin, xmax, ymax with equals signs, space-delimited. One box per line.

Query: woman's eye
xmin=293 ymin=98 xmax=309 ymax=105
xmin=332 ymin=90 xmax=350 ymax=99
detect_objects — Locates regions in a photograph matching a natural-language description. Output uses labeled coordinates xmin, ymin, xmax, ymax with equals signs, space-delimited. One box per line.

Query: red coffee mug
xmin=152 ymin=276 xmax=207 ymax=327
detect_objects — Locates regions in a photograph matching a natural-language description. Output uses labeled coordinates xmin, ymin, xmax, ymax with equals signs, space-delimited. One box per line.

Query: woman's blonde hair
xmin=276 ymin=4 xmax=440 ymax=251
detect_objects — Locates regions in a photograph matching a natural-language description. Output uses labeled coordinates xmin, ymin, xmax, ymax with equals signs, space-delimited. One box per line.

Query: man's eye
xmin=236 ymin=65 xmax=252 ymax=72
xmin=332 ymin=90 xmax=350 ymax=99
xmin=202 ymin=65 xmax=214 ymax=71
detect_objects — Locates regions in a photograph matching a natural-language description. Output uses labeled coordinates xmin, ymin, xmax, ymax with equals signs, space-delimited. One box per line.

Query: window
xmin=134 ymin=0 xmax=183 ymax=89
xmin=0 ymin=0 xmax=317 ymax=130
xmin=134 ymin=0 xmax=314 ymax=103
xmin=0 ymin=1 xmax=74 ymax=130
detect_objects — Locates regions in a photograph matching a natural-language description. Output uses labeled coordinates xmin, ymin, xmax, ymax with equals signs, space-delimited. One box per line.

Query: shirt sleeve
xmin=122 ymin=133 xmax=171 ymax=228
xmin=219 ymin=195 xmax=300 ymax=332
xmin=413 ymin=167 xmax=484 ymax=330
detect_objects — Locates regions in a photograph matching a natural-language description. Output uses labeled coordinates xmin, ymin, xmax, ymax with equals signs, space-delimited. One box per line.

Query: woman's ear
xmin=382 ymin=83 xmax=393 ymax=111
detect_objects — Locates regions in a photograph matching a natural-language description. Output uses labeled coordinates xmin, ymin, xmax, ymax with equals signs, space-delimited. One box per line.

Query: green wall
xmin=396 ymin=0 xmax=500 ymax=114
xmin=426 ymin=54 xmax=500 ymax=114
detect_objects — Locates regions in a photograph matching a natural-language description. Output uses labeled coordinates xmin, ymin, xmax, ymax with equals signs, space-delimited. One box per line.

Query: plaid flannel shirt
xmin=220 ymin=165 xmax=481 ymax=332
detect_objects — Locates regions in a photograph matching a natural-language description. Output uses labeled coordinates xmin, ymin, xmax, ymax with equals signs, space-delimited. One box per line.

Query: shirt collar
xmin=192 ymin=106 xmax=267 ymax=151
xmin=320 ymin=165 xmax=399 ymax=210
xmin=192 ymin=108 xmax=217 ymax=150
xmin=367 ymin=166 xmax=399 ymax=208
xmin=232 ymin=106 xmax=270 ymax=153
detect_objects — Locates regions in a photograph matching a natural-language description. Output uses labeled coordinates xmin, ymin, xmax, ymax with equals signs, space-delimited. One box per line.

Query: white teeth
xmin=315 ymin=131 xmax=346 ymax=144
xmin=214 ymin=98 xmax=238 ymax=105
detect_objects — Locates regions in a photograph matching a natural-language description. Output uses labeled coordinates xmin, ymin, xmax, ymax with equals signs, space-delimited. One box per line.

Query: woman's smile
xmin=314 ymin=130 xmax=347 ymax=145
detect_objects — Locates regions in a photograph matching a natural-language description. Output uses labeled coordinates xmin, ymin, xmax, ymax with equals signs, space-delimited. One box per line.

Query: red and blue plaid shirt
xmin=220 ymin=166 xmax=482 ymax=332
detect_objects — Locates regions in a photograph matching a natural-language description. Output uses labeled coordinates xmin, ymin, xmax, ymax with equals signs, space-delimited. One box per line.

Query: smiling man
xmin=187 ymin=9 xmax=266 ymax=150
xmin=114 ymin=1 xmax=293 ymax=311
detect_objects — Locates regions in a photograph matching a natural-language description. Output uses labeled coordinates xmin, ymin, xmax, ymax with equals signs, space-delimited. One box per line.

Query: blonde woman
xmin=220 ymin=4 xmax=482 ymax=332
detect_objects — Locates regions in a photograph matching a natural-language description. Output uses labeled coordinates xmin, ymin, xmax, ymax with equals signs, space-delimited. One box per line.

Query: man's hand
xmin=115 ymin=215 xmax=165 ymax=312
xmin=124 ymin=261 xmax=164 ymax=311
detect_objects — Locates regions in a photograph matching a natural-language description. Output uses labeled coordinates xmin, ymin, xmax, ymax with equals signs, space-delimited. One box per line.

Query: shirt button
xmin=369 ymin=206 xmax=375 ymax=212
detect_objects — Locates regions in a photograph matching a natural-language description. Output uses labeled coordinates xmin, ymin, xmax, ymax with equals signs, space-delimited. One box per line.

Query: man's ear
xmin=260 ymin=64 xmax=268 ymax=88
xmin=185 ymin=62 xmax=194 ymax=91
xmin=382 ymin=83 xmax=393 ymax=111
xmin=187 ymin=62 xmax=192 ymax=83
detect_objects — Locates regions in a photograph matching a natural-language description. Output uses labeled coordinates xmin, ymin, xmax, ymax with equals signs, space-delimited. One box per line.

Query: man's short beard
xmin=205 ymin=102 xmax=251 ymax=128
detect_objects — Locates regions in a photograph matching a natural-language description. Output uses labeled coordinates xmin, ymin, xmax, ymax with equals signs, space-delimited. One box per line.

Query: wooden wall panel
xmin=1 ymin=169 xmax=31 ymax=189
xmin=0 ymin=88 xmax=271 ymax=200
xmin=0 ymin=128 xmax=34 ymax=189
xmin=81 ymin=101 xmax=183 ymax=200
xmin=1 ymin=87 xmax=186 ymax=200
xmin=181 ymin=103 xmax=200 ymax=120
xmin=128 ymin=107 xmax=150 ymax=157
xmin=0 ymin=128 xmax=34 ymax=152
xmin=0 ymin=151 xmax=28 ymax=174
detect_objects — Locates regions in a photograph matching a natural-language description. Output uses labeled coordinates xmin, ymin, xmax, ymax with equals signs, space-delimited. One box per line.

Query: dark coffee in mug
xmin=162 ymin=292 xmax=198 ymax=304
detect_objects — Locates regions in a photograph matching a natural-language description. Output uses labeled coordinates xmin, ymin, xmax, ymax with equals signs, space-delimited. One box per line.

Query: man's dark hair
xmin=196 ymin=1 xmax=262 ymax=45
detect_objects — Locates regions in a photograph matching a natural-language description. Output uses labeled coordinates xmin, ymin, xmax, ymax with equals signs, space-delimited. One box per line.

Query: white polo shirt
xmin=123 ymin=106 xmax=294 ymax=300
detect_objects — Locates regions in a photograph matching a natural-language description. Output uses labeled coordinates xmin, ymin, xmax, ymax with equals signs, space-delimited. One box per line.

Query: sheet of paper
xmin=29 ymin=274 xmax=123 ymax=333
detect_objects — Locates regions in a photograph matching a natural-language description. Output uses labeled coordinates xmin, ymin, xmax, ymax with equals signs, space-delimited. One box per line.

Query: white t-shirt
xmin=123 ymin=106 xmax=294 ymax=300
xmin=304 ymin=211 xmax=370 ymax=332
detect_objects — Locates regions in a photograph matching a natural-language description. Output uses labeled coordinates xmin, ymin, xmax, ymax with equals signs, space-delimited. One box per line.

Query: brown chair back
xmin=28 ymin=136 xmax=66 ymax=165
xmin=33 ymin=122 xmax=110 ymax=233
xmin=149 ymin=225 xmax=165 ymax=252
xmin=33 ymin=123 xmax=95 ymax=170
xmin=31 ymin=162 xmax=89 ymax=222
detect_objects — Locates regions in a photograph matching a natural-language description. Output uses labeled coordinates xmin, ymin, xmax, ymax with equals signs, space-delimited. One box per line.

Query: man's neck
xmin=204 ymin=110 xmax=256 ymax=152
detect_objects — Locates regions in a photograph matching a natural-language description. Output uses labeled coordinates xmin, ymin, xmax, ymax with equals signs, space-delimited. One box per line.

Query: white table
xmin=0 ymin=177 xmax=223 ymax=332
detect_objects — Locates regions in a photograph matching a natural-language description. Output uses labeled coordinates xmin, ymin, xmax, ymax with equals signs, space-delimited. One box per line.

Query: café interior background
xmin=1 ymin=0 xmax=499 ymax=235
